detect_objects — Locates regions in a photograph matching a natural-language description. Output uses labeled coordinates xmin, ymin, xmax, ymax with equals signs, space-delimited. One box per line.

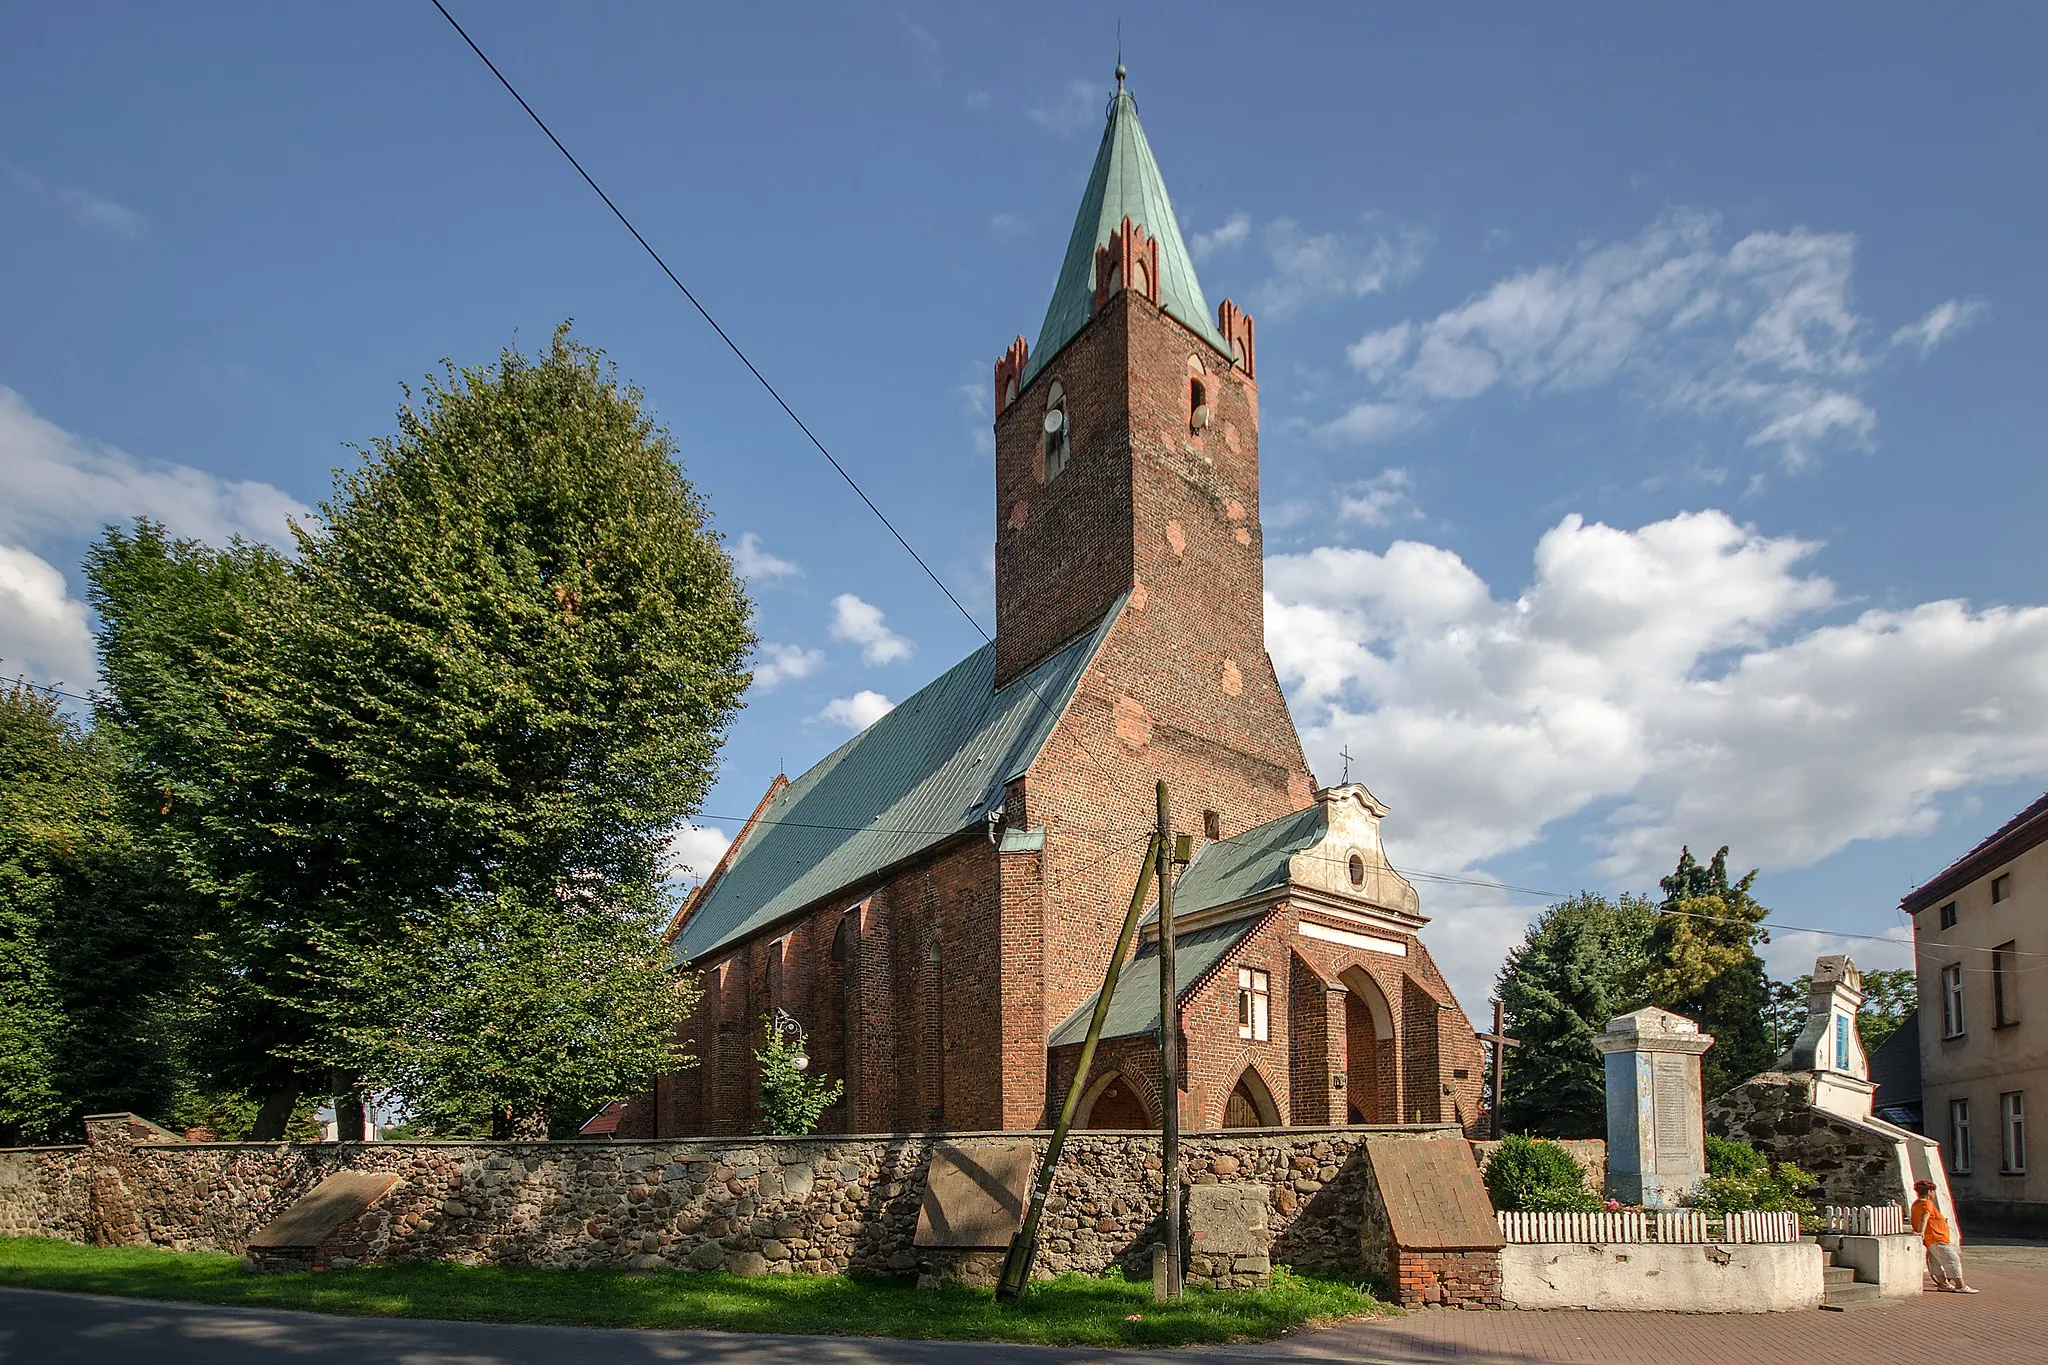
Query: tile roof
xmin=1901 ymin=791 xmax=2048 ymax=914
xmin=670 ymin=599 xmax=1126 ymax=965
xmin=1021 ymin=83 xmax=1232 ymax=388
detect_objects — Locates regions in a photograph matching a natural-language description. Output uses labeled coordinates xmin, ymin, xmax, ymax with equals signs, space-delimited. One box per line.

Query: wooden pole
xmin=1155 ymin=780 xmax=1184 ymax=1300
xmin=995 ymin=835 xmax=1159 ymax=1301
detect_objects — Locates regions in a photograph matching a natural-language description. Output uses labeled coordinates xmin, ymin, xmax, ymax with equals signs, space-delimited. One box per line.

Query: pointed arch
xmin=1220 ymin=1063 xmax=1281 ymax=1129
xmin=1076 ymin=1069 xmax=1155 ymax=1130
xmin=1339 ymin=967 xmax=1396 ymax=1125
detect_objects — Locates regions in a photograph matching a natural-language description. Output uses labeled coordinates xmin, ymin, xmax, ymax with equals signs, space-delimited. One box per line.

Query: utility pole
xmin=995 ymin=836 xmax=1159 ymax=1301
xmin=1155 ymin=780 xmax=1184 ymax=1300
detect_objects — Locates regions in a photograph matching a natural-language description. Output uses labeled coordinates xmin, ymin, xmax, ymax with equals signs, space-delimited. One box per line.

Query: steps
xmin=1815 ymin=1236 xmax=1890 ymax=1311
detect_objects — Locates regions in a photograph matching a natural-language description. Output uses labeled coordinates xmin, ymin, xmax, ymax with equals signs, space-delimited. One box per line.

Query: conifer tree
xmin=1646 ymin=845 xmax=1775 ymax=1097
xmin=1497 ymin=892 xmax=1658 ymax=1138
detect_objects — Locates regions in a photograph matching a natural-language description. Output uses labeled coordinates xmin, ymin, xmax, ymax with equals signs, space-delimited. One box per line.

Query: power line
xmin=427 ymin=0 xmax=988 ymax=644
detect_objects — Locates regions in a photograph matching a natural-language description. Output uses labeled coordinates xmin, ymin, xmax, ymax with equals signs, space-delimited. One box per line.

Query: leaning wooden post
xmin=994 ymin=834 xmax=1159 ymax=1302
xmin=1155 ymin=780 xmax=1184 ymax=1300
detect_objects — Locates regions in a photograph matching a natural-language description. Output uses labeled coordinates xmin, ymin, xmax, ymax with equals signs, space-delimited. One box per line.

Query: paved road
xmin=3 ymin=1248 xmax=2043 ymax=1365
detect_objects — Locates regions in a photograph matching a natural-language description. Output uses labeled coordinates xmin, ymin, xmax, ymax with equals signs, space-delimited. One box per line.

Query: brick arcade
xmin=632 ymin=75 xmax=1484 ymax=1142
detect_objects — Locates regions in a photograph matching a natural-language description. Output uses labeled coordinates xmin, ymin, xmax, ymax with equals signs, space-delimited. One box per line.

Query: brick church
xmin=635 ymin=74 xmax=1484 ymax=1139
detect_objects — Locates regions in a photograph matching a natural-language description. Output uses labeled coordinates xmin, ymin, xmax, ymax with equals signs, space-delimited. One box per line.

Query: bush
xmin=1690 ymin=1138 xmax=1814 ymax=1215
xmin=1484 ymin=1135 xmax=1600 ymax=1212
xmin=1704 ymin=1133 xmax=1767 ymax=1180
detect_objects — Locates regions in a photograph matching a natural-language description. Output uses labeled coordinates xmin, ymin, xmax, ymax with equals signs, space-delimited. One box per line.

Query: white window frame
xmin=2003 ymin=1091 xmax=2027 ymax=1175
xmin=1942 ymin=963 xmax=1966 ymax=1038
xmin=1237 ymin=966 xmax=1270 ymax=1042
xmin=1951 ymin=1098 xmax=1973 ymax=1174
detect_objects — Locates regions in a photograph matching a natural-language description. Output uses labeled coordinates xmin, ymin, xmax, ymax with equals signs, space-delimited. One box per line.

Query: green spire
xmin=1021 ymin=80 xmax=1231 ymax=386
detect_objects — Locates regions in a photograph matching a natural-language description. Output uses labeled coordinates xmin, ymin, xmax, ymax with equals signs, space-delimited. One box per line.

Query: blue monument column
xmin=1594 ymin=1007 xmax=1715 ymax=1208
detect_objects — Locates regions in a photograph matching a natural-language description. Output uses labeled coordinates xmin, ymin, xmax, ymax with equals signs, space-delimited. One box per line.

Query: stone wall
xmin=0 ymin=1118 xmax=1465 ymax=1286
xmin=1706 ymin=1076 xmax=1904 ymax=1207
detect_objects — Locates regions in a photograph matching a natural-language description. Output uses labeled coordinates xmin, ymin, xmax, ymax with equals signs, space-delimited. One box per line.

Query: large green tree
xmin=87 ymin=523 xmax=328 ymax=1138
xmin=1647 ymin=845 xmax=1775 ymax=1097
xmin=0 ymin=682 xmax=183 ymax=1143
xmin=1497 ymin=892 xmax=1659 ymax=1138
xmin=87 ymin=327 xmax=750 ymax=1137
xmin=283 ymin=327 xmax=747 ymax=1133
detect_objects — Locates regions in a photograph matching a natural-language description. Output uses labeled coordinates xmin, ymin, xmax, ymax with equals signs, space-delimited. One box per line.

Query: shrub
xmin=1704 ymin=1133 xmax=1768 ymax=1179
xmin=1689 ymin=1138 xmax=1815 ymax=1215
xmin=1484 ymin=1134 xmax=1600 ymax=1212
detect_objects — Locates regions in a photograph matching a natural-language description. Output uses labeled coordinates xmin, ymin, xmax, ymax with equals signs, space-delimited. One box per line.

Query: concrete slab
xmin=913 ymin=1143 xmax=1033 ymax=1248
xmin=247 ymin=1171 xmax=399 ymax=1251
xmin=1364 ymin=1134 xmax=1503 ymax=1250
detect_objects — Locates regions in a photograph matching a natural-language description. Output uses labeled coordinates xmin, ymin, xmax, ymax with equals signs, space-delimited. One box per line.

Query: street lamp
xmin=769 ymin=1007 xmax=810 ymax=1072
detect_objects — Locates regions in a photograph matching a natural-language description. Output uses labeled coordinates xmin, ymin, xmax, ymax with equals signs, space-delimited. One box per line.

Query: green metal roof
xmin=1021 ymin=84 xmax=1231 ymax=387
xmin=1166 ymin=805 xmax=1329 ymax=919
xmin=1048 ymin=802 xmax=1328 ymax=1047
xmin=1048 ymin=912 xmax=1266 ymax=1047
xmin=671 ymin=599 xmax=1126 ymax=966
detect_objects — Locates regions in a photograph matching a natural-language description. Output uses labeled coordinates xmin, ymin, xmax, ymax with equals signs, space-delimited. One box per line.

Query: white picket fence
xmin=1821 ymin=1204 xmax=1908 ymax=1236
xmin=1496 ymin=1208 xmax=1798 ymax=1245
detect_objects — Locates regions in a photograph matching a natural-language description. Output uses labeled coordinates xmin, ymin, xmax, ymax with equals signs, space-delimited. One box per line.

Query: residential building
xmin=1902 ymin=791 xmax=2048 ymax=1233
xmin=632 ymin=72 xmax=1484 ymax=1139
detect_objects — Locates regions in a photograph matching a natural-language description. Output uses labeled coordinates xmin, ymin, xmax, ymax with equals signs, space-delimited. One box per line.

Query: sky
xmin=4 ymin=3 xmax=2044 ymax=1017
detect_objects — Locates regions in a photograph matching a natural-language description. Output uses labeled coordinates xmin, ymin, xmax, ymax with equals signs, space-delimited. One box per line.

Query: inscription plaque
xmin=1652 ymin=1054 xmax=1690 ymax=1171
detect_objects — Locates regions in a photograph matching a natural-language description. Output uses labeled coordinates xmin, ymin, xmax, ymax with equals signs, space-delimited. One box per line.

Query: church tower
xmin=992 ymin=70 xmax=1262 ymax=690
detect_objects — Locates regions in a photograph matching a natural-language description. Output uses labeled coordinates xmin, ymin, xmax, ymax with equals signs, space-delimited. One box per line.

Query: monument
xmin=1596 ymin=1006 xmax=1713 ymax=1208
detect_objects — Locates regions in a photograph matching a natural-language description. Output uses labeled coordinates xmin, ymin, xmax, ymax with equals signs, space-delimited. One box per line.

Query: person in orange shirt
xmin=1912 ymin=1179 xmax=1977 ymax=1293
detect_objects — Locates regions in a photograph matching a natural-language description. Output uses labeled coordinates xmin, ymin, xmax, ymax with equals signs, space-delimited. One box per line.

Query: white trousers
xmin=1928 ymin=1241 xmax=1964 ymax=1285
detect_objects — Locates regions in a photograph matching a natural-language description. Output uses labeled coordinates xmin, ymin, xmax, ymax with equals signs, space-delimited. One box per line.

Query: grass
xmin=0 ymin=1236 xmax=1385 ymax=1347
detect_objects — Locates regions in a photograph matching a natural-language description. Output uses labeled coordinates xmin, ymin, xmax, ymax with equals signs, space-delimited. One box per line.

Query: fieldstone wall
xmin=1706 ymin=1076 xmax=1903 ymax=1207
xmin=0 ymin=1117 xmax=1465 ymax=1286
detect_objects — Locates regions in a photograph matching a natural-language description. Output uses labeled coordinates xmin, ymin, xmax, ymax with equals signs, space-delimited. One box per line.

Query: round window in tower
xmin=1348 ymin=853 xmax=1366 ymax=887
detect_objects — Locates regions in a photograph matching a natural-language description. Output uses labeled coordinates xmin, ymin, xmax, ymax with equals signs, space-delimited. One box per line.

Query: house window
xmin=1939 ymin=901 xmax=1958 ymax=930
xmin=1203 ymin=809 xmax=1221 ymax=841
xmin=1042 ymin=381 xmax=1069 ymax=483
xmin=1942 ymin=963 xmax=1966 ymax=1038
xmin=1237 ymin=967 xmax=1270 ymax=1042
xmin=1995 ymin=941 xmax=2017 ymax=1026
xmin=1950 ymin=1098 xmax=1973 ymax=1174
xmin=1993 ymin=873 xmax=2012 ymax=903
xmin=2003 ymin=1092 xmax=2028 ymax=1174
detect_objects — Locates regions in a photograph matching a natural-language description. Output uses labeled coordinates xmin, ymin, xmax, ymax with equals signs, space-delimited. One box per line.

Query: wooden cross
xmin=1475 ymin=999 xmax=1520 ymax=1140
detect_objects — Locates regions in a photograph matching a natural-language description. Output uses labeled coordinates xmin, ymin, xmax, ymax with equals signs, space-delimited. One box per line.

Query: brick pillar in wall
xmin=1288 ymin=959 xmax=1346 ymax=1125
xmin=998 ymin=839 xmax=1050 ymax=1129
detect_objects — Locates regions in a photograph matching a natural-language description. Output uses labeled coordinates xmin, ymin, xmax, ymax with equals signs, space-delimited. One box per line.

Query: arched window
xmin=1042 ymin=381 xmax=1069 ymax=483
xmin=1190 ymin=378 xmax=1207 ymax=428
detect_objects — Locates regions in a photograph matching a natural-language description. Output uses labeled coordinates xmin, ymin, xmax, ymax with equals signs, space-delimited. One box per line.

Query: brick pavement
xmin=1266 ymin=1247 xmax=2046 ymax=1365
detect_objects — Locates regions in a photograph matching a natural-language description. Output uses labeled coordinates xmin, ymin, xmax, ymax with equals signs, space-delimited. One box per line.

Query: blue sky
xmin=4 ymin=2 xmax=2044 ymax=1011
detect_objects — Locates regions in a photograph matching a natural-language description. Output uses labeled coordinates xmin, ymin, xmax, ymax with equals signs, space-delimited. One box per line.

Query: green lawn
xmin=0 ymin=1236 xmax=1384 ymax=1347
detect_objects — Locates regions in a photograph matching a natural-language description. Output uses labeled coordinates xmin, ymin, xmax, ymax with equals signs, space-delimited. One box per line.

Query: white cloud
xmin=988 ymin=213 xmax=1029 ymax=243
xmin=8 ymin=168 xmax=146 ymax=237
xmin=0 ymin=385 xmax=307 ymax=547
xmin=1890 ymin=298 xmax=1987 ymax=356
xmin=1337 ymin=468 xmax=1419 ymax=527
xmin=668 ymin=823 xmax=732 ymax=884
xmin=752 ymin=641 xmax=824 ymax=691
xmin=0 ymin=544 xmax=95 ymax=690
xmin=1251 ymin=218 xmax=1428 ymax=318
xmin=1315 ymin=401 xmax=1422 ymax=445
xmin=815 ymin=690 xmax=895 ymax=731
xmin=730 ymin=532 xmax=801 ymax=583
xmin=830 ymin=593 xmax=914 ymax=665
xmin=1190 ymin=212 xmax=1251 ymax=261
xmin=1339 ymin=211 xmax=1971 ymax=468
xmin=1028 ymin=80 xmax=1102 ymax=135
xmin=1267 ymin=508 xmax=2048 ymax=897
